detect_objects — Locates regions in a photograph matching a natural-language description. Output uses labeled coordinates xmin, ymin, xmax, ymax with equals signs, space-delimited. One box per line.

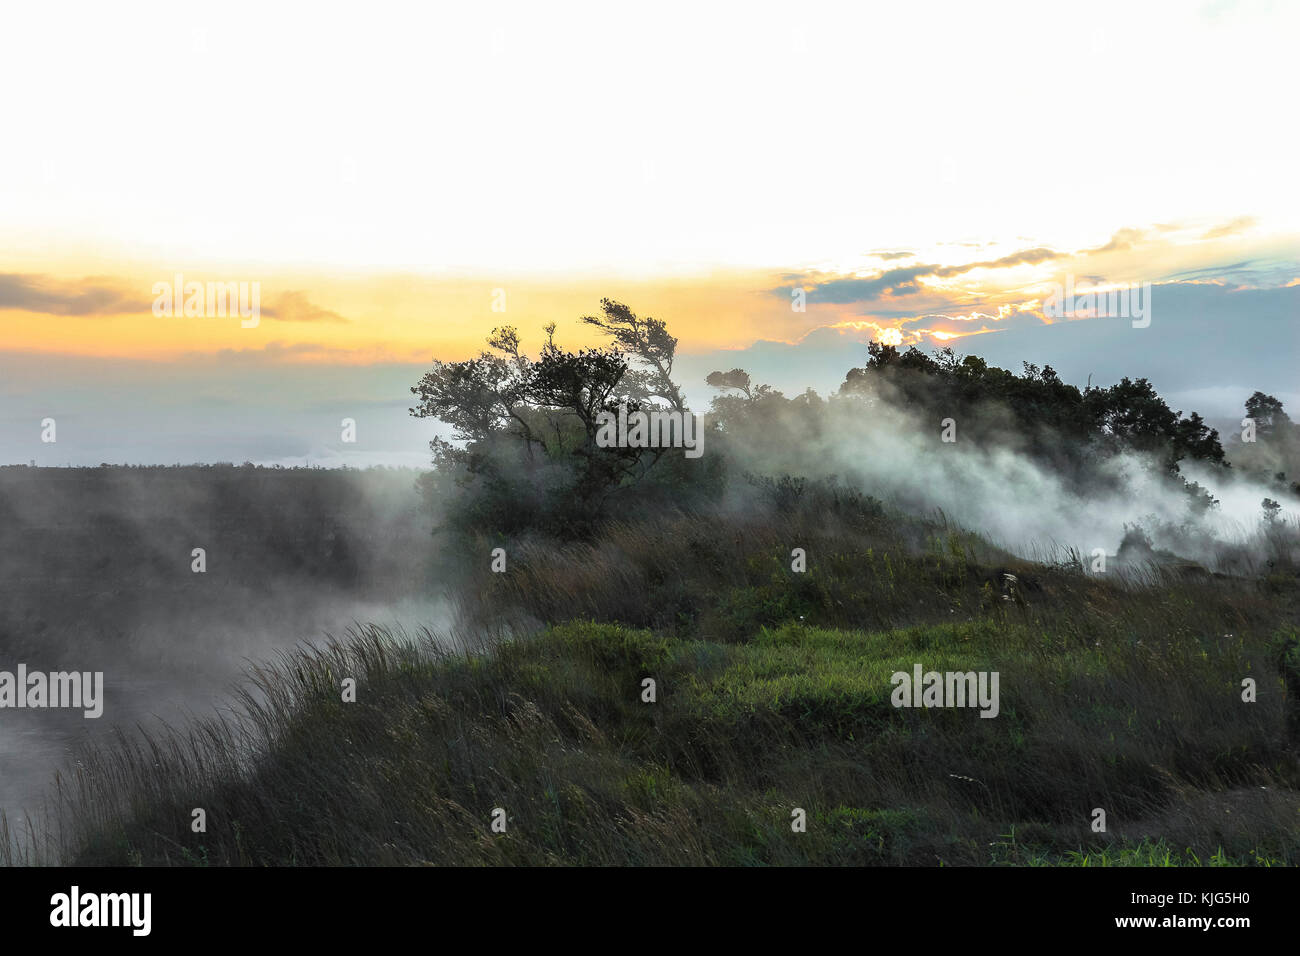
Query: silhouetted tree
xmin=410 ymin=302 xmax=694 ymax=533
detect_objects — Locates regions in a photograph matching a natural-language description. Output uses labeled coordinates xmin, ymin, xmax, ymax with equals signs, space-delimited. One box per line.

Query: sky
xmin=1 ymin=0 xmax=1297 ymax=466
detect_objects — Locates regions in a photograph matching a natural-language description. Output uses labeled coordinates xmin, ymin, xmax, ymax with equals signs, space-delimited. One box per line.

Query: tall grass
xmin=6 ymin=504 xmax=1298 ymax=866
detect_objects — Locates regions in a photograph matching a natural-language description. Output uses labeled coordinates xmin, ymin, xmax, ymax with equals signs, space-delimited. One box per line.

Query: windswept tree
xmin=704 ymin=368 xmax=784 ymax=426
xmin=582 ymin=299 xmax=687 ymax=413
xmin=409 ymin=302 xmax=692 ymax=532
xmin=705 ymin=368 xmax=783 ymax=404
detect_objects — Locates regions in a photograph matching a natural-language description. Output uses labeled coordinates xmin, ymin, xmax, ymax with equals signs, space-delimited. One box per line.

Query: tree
xmin=1262 ymin=498 xmax=1282 ymax=525
xmin=1246 ymin=391 xmax=1291 ymax=434
xmin=581 ymin=299 xmax=686 ymax=413
xmin=1085 ymin=377 xmax=1224 ymax=472
xmin=836 ymin=345 xmax=1225 ymax=498
xmin=409 ymin=302 xmax=690 ymax=529
xmin=705 ymin=368 xmax=781 ymax=403
xmin=1235 ymin=393 xmax=1300 ymax=497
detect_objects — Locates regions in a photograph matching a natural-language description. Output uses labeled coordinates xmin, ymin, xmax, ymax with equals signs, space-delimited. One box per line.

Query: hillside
xmin=15 ymin=501 xmax=1300 ymax=866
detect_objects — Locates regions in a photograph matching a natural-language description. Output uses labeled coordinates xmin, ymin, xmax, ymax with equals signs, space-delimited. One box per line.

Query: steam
xmin=0 ymin=466 xmax=453 ymax=836
xmin=708 ymin=384 xmax=1299 ymax=571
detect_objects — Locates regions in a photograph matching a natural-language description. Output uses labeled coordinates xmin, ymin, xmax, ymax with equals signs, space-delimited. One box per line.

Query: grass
xmin=5 ymin=505 xmax=1299 ymax=866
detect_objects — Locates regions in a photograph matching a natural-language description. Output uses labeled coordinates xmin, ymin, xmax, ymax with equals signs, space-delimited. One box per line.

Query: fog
xmin=710 ymin=382 xmax=1300 ymax=572
xmin=0 ymin=466 xmax=453 ymax=838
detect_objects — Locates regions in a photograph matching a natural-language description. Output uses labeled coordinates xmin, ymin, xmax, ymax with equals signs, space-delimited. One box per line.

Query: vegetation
xmin=845 ymin=342 xmax=1225 ymax=478
xmin=411 ymin=307 xmax=1252 ymax=548
xmin=4 ymin=304 xmax=1299 ymax=866
xmin=1230 ymin=390 xmax=1300 ymax=498
xmin=409 ymin=300 xmax=700 ymax=538
xmin=6 ymin=491 xmax=1297 ymax=867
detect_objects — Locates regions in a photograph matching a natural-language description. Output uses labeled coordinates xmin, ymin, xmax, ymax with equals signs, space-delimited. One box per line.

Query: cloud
xmin=0 ymin=277 xmax=350 ymax=324
xmin=1200 ymin=215 xmax=1258 ymax=240
xmin=261 ymin=291 xmax=350 ymax=323
xmin=0 ymin=273 xmax=147 ymax=315
xmin=776 ymin=247 xmax=1064 ymax=304
xmin=1085 ymin=227 xmax=1146 ymax=255
xmin=687 ymin=282 xmax=1300 ymax=421
xmin=931 ymin=247 xmax=1062 ymax=276
xmin=206 ymin=341 xmax=355 ymax=363
xmin=897 ymin=308 xmax=1047 ymax=340
xmin=1081 ymin=217 xmax=1258 ymax=254
xmin=1160 ymin=258 xmax=1275 ymax=284
xmin=795 ymin=266 xmax=935 ymax=302
xmin=871 ymin=250 xmax=915 ymax=260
